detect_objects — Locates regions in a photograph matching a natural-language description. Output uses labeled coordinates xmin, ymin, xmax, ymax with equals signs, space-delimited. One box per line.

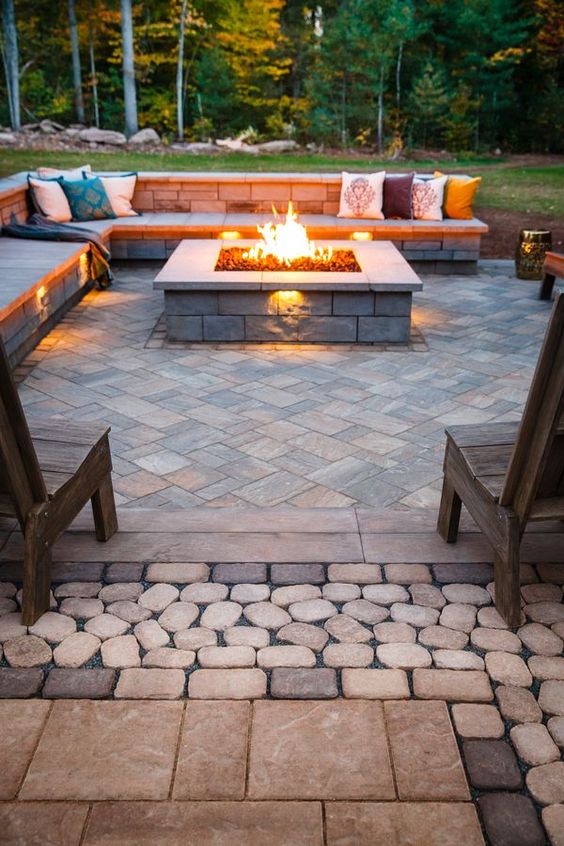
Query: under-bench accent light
xmin=351 ymin=231 xmax=373 ymax=241
xmin=219 ymin=230 xmax=242 ymax=240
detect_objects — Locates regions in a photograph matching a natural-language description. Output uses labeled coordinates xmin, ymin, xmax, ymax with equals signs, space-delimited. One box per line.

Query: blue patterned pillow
xmin=59 ymin=176 xmax=116 ymax=221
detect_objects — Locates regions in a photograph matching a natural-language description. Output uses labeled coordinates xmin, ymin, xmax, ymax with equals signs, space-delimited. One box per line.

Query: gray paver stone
xmin=271 ymin=668 xmax=337 ymax=699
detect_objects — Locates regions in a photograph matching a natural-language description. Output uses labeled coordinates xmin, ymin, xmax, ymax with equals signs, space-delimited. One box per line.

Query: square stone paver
xmin=384 ymin=700 xmax=469 ymax=800
xmin=0 ymin=701 xmax=50 ymax=799
xmin=20 ymin=700 xmax=183 ymax=800
xmin=248 ymin=700 xmax=395 ymax=800
xmin=173 ymin=701 xmax=250 ymax=800
xmin=83 ymin=801 xmax=323 ymax=846
xmin=0 ymin=803 xmax=89 ymax=846
xmin=325 ymin=802 xmax=484 ymax=846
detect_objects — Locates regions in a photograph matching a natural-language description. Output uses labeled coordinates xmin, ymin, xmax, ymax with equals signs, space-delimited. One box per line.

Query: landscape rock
xmin=79 ymin=127 xmax=127 ymax=145
xmin=128 ymin=128 xmax=160 ymax=145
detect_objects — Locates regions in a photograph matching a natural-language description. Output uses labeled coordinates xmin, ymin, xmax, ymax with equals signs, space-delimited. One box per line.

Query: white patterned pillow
xmin=412 ymin=175 xmax=448 ymax=221
xmin=338 ymin=171 xmax=385 ymax=219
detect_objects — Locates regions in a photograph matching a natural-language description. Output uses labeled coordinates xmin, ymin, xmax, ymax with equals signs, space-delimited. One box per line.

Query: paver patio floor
xmin=16 ymin=260 xmax=552 ymax=510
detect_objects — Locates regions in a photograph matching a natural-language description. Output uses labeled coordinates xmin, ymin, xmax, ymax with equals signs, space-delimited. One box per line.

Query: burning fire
xmin=244 ymin=202 xmax=332 ymax=267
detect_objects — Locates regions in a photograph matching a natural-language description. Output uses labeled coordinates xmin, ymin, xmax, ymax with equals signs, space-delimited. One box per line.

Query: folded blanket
xmin=2 ymin=213 xmax=113 ymax=288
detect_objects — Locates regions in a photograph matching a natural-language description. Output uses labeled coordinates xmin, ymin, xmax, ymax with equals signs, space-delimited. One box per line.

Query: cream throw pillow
xmin=338 ymin=171 xmax=385 ymax=219
xmin=28 ymin=177 xmax=72 ymax=222
xmin=412 ymin=175 xmax=448 ymax=221
xmin=36 ymin=164 xmax=92 ymax=179
xmin=100 ymin=174 xmax=138 ymax=217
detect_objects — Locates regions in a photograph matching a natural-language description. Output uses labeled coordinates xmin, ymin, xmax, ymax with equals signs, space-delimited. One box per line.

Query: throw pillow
xmin=383 ymin=173 xmax=414 ymax=219
xmin=28 ymin=176 xmax=72 ymax=222
xmin=338 ymin=171 xmax=385 ymax=219
xmin=36 ymin=164 xmax=92 ymax=179
xmin=435 ymin=172 xmax=481 ymax=219
xmin=99 ymin=173 xmax=138 ymax=217
xmin=412 ymin=175 xmax=448 ymax=221
xmin=59 ymin=176 xmax=116 ymax=221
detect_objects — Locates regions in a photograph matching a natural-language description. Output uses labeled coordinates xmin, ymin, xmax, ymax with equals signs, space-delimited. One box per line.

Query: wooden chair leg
xmin=437 ymin=476 xmax=462 ymax=543
xmin=539 ymin=272 xmax=555 ymax=301
xmin=494 ymin=517 xmax=521 ymax=627
xmin=22 ymin=514 xmax=52 ymax=625
xmin=91 ymin=473 xmax=118 ymax=542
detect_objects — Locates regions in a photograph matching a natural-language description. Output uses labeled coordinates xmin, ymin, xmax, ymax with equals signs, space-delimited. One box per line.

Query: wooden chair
xmin=540 ymin=251 xmax=564 ymax=301
xmin=437 ymin=290 xmax=564 ymax=625
xmin=0 ymin=338 xmax=117 ymax=624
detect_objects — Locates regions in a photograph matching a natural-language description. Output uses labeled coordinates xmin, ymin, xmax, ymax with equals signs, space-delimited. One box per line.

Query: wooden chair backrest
xmin=500 ymin=290 xmax=564 ymax=521
xmin=0 ymin=337 xmax=47 ymax=525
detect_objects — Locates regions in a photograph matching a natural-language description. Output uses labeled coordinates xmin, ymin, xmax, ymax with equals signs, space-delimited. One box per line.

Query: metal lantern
xmin=515 ymin=229 xmax=552 ymax=280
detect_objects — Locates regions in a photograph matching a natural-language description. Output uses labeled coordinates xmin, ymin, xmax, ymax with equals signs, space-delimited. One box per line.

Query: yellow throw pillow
xmin=434 ymin=172 xmax=481 ymax=219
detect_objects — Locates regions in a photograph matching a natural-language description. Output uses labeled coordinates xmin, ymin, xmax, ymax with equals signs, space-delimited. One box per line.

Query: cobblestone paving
xmin=16 ymin=260 xmax=552 ymax=510
xmin=0 ymin=559 xmax=563 ymax=843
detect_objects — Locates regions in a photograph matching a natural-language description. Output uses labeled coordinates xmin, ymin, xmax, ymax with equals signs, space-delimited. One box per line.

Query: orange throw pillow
xmin=434 ymin=172 xmax=481 ymax=219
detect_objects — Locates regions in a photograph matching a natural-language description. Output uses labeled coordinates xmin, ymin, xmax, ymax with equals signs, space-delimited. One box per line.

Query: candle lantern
xmin=515 ymin=230 xmax=552 ymax=280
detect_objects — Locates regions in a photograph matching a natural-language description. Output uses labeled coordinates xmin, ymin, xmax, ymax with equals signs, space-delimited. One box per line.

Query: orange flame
xmin=244 ymin=202 xmax=332 ymax=266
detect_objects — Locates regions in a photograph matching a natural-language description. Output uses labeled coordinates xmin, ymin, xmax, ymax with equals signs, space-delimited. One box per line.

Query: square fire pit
xmin=154 ymin=239 xmax=423 ymax=344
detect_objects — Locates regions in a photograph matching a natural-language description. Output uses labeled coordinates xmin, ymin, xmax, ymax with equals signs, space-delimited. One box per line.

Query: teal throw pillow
xmin=59 ymin=176 xmax=116 ymax=221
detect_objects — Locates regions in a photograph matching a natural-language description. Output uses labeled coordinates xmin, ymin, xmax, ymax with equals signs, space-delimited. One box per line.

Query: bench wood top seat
xmin=540 ymin=251 xmax=564 ymax=301
xmin=437 ymin=290 xmax=564 ymax=625
xmin=0 ymin=340 xmax=118 ymax=624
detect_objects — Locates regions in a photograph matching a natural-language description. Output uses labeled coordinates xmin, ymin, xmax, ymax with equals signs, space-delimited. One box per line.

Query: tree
xmin=1 ymin=0 xmax=20 ymax=130
xmin=176 ymin=0 xmax=188 ymax=139
xmin=67 ymin=0 xmax=84 ymax=123
xmin=408 ymin=63 xmax=449 ymax=148
xmin=120 ymin=0 xmax=138 ymax=136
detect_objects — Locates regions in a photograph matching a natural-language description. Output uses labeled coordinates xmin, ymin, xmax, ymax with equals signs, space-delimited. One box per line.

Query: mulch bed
xmin=476 ymin=206 xmax=564 ymax=260
xmin=215 ymin=247 xmax=361 ymax=273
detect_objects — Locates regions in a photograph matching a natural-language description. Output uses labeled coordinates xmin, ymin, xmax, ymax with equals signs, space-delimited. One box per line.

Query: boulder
xmin=39 ymin=119 xmax=64 ymax=134
xmin=64 ymin=128 xmax=81 ymax=138
xmin=255 ymin=139 xmax=298 ymax=153
xmin=128 ymin=128 xmax=160 ymax=146
xmin=78 ymin=127 xmax=127 ymax=146
xmin=170 ymin=142 xmax=218 ymax=154
xmin=0 ymin=132 xmax=17 ymax=145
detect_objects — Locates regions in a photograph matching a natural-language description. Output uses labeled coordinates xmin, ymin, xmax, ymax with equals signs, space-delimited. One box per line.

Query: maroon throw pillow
xmin=383 ymin=173 xmax=414 ymax=219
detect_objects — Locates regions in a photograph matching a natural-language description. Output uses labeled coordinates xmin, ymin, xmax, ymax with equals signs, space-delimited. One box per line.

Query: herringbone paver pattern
xmin=18 ymin=261 xmax=552 ymax=509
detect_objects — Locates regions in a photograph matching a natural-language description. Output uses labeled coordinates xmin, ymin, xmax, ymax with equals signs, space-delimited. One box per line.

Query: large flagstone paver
xmin=0 ymin=803 xmax=89 ymax=846
xmin=19 ymin=700 xmax=183 ymax=800
xmin=0 ymin=700 xmax=50 ymax=799
xmin=247 ymin=700 xmax=395 ymax=800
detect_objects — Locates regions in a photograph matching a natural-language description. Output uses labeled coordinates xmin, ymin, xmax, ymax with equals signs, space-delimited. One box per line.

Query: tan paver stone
xmin=325 ymin=802 xmax=484 ymax=846
xmin=28 ymin=610 xmax=76 ymax=643
xmin=341 ymin=599 xmax=387 ymax=625
xmin=288 ymin=598 xmax=338 ymax=623
xmin=158 ymin=601 xmax=199 ymax=632
xmin=477 ymin=606 xmax=516 ymax=629
xmin=138 ymin=583 xmax=179 ymax=612
xmin=224 ymin=626 xmax=270 ymax=649
xmin=485 ymin=652 xmax=532 ymax=687
xmin=548 ymin=716 xmax=564 ymax=748
xmin=229 ymin=584 xmax=270 ymax=604
xmin=133 ymin=619 xmax=170 ymax=651
xmin=413 ymin=669 xmax=493 ymax=702
xmin=451 ymin=703 xmax=504 ymax=738
xmin=53 ymin=631 xmax=101 ymax=668
xmin=145 ymin=562 xmax=210 ymax=583
xmin=510 ymin=723 xmax=560 ymax=765
xmin=174 ymin=628 xmax=217 ymax=650
xmin=539 ymin=680 xmax=564 ymax=716
xmin=324 ymin=614 xmax=371 ymax=643
xmin=54 ymin=581 xmax=102 ymax=599
xmin=100 ymin=634 xmax=141 ymax=668
xmin=189 ymin=668 xmax=267 ymax=699
xmin=173 ymin=701 xmax=250 ymax=800
xmin=199 ymin=645 xmax=256 ymax=668
xmin=248 ymin=700 xmax=395 ymax=800
xmin=59 ymin=598 xmax=104 ymax=620
xmin=442 ymin=584 xmax=491 ymax=606
xmin=0 ymin=613 xmax=27 ymax=643
xmin=277 ymin=622 xmax=328 ymax=651
xmin=4 ymin=635 xmax=51 ymax=667
xmin=518 ymin=623 xmax=563 ymax=656
xmin=385 ymin=563 xmax=431 ymax=584
xmin=433 ymin=649 xmax=485 ymax=670
xmin=243 ymin=602 xmax=291 ymax=630
xmin=271 ymin=584 xmax=321 ymax=607
xmin=419 ymin=625 xmax=468 ymax=649
xmin=391 ymin=603 xmax=439 ymax=628
xmin=0 ymin=701 xmax=50 ymax=799
xmin=323 ymin=643 xmax=373 ymax=668
xmin=524 ymin=602 xmax=564 ymax=625
xmin=385 ymin=700 xmax=469 ymax=800
xmin=0 ymin=597 xmax=16 ymax=615
xmin=98 ymin=582 xmax=144 ymax=603
xmin=20 ymin=701 xmax=183 ymax=800
xmin=115 ymin=668 xmax=186 ymax=699
xmin=377 ymin=642 xmax=432 ymax=669
xmin=84 ymin=801 xmax=323 ymax=846
xmin=522 ymin=583 xmax=562 ymax=604
xmin=526 ymin=762 xmax=564 ymax=806
xmin=470 ymin=627 xmax=522 ymax=653
xmin=408 ymin=584 xmax=446 ymax=609
xmin=553 ymin=622 xmax=564 ymax=639
xmin=362 ymin=584 xmax=409 ymax=605
xmin=143 ymin=647 xmax=196 ymax=668
xmin=257 ymin=645 xmax=316 ymax=668
xmin=84 ymin=613 xmax=130 ymax=641
xmin=0 ymin=803 xmax=89 ymax=846
xmin=105 ymin=600 xmax=152 ymax=624
xmin=328 ymin=563 xmax=382 ymax=584
xmin=180 ymin=583 xmax=228 ymax=604
xmin=323 ymin=582 xmax=361 ymax=602
xmin=373 ymin=621 xmax=416 ymax=643
xmin=543 ymin=805 xmax=564 ymax=846
xmin=341 ymin=668 xmax=409 ymax=699
xmin=200 ymin=601 xmax=242 ymax=630
xmin=496 ymin=684 xmax=543 ymax=723
xmin=439 ymin=603 xmax=477 ymax=633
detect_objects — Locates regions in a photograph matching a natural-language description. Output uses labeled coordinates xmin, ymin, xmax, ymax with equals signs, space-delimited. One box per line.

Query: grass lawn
xmin=0 ymin=148 xmax=562 ymax=217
